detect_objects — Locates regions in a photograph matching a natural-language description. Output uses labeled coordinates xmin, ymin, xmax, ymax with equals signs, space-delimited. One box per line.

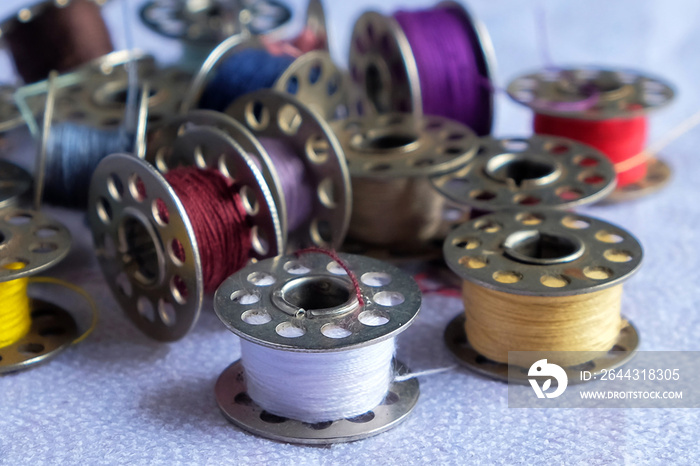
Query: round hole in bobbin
xmin=129 ymin=174 xmax=147 ymax=201
xmin=516 ymin=212 xmax=544 ymax=226
xmin=275 ymin=321 xmax=305 ymax=338
xmin=6 ymin=212 xmax=32 ymax=225
xmin=29 ymin=242 xmax=58 ymax=254
xmin=158 ymin=299 xmax=177 ymax=327
xmin=582 ymin=173 xmax=606 ymax=184
xmin=373 ymin=291 xmax=405 ymax=306
xmin=218 ymin=154 xmax=238 ymax=181
xmin=277 ymin=104 xmax=303 ymax=136
xmin=514 ymin=194 xmax=542 ymax=206
xmin=305 ymin=134 xmax=330 ymax=164
xmin=575 ymin=155 xmax=599 ymax=167
xmin=283 ymin=261 xmax=310 ymax=275
xmin=169 ymin=238 xmax=186 ymax=266
xmin=36 ymin=226 xmax=59 ymax=238
xmin=504 ymin=230 xmax=584 ymax=265
xmin=361 ymin=272 xmax=392 ymax=287
xmin=152 ymin=199 xmax=170 ymax=226
xmin=486 ymin=154 xmax=559 ymax=188
xmin=501 ymin=139 xmax=529 ymax=152
xmin=556 ymin=186 xmax=583 ymax=201
xmin=303 ymin=420 xmax=334 ymax=430
xmin=170 ymin=275 xmax=188 ymax=304
xmin=321 ymin=323 xmax=352 ymax=339
xmin=473 ymin=219 xmax=501 ymax=233
xmin=595 ymin=230 xmax=624 ymax=243
xmin=326 ymin=261 xmax=347 ymax=275
xmin=108 ymin=173 xmax=124 ymax=200
xmin=19 ymin=343 xmax=45 ymax=355
xmin=245 ymin=101 xmax=270 ymax=130
xmin=194 ymin=146 xmax=207 ymax=169
xmin=358 ymin=310 xmax=390 ymax=326
xmin=317 ymin=177 xmax=337 ymax=209
xmin=239 ymin=185 xmax=260 ymax=216
xmin=347 ymin=411 xmax=375 ymax=423
xmin=120 ymin=216 xmax=161 ymax=286
xmin=286 ymin=75 xmax=299 ymax=95
xmin=470 ymin=190 xmax=496 ymax=201
xmin=604 ymin=249 xmax=633 ymax=263
xmin=545 ymin=142 xmax=570 ymax=155
xmin=493 ymin=271 xmax=523 ymax=284
xmin=241 ymin=309 xmax=271 ymax=325
xmin=310 ymin=218 xmax=333 ymax=246
xmin=231 ymin=290 xmax=261 ymax=305
xmin=540 ymin=274 xmax=570 ymax=288
xmin=155 ymin=147 xmax=171 ymax=173
xmin=308 ymin=64 xmax=322 ymax=84
xmin=116 ymin=272 xmax=132 ymax=297
xmin=452 ymin=237 xmax=480 ymax=250
xmin=247 ymin=271 xmax=276 ymax=286
xmin=583 ymin=266 xmax=613 ymax=280
xmin=250 ymin=225 xmax=269 ymax=257
xmin=561 ymin=215 xmax=590 ymax=230
xmin=260 ymin=411 xmax=288 ymax=423
xmin=1 ymin=259 xmax=28 ymax=270
xmin=365 ymin=63 xmax=384 ymax=112
xmin=357 ymin=132 xmax=418 ymax=152
xmin=458 ymin=256 xmax=488 ymax=269
xmin=137 ymin=296 xmax=156 ymax=322
xmin=97 ymin=197 xmax=113 ymax=224
xmin=328 ymin=74 xmax=341 ymax=96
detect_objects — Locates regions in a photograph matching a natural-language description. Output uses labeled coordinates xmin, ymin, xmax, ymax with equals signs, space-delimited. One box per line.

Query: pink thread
xmin=295 ymin=247 xmax=365 ymax=306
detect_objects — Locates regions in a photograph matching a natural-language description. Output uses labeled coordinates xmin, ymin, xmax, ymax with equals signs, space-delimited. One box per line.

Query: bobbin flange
xmin=507 ymin=67 xmax=675 ymax=120
xmin=443 ymin=209 xmax=642 ymax=380
xmin=0 ymin=208 xmax=72 ymax=281
xmin=605 ymin=158 xmax=672 ymax=203
xmin=89 ymin=153 xmax=204 ymax=341
xmin=214 ymin=251 xmax=421 ymax=443
xmin=348 ymin=2 xmax=496 ymax=132
xmin=0 ymin=161 xmax=33 ymax=210
xmin=139 ymin=0 xmax=291 ymax=44
xmin=332 ymin=113 xmax=479 ymax=178
xmin=145 ymin=113 xmax=285 ymax=257
xmin=0 ymin=208 xmax=75 ymax=373
xmin=227 ymin=90 xmax=352 ymax=249
xmin=431 ymin=135 xmax=617 ymax=210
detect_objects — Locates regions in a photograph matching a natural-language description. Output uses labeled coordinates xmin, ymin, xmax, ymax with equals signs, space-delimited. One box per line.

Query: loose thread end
xmin=295 ymin=247 xmax=365 ymax=306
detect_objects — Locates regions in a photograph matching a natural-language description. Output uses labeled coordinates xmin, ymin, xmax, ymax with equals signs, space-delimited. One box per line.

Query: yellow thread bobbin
xmin=443 ymin=209 xmax=642 ymax=383
xmin=0 ymin=208 xmax=82 ymax=374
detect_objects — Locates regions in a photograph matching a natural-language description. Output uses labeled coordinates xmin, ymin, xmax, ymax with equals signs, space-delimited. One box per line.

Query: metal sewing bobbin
xmin=348 ymin=2 xmax=496 ymax=128
xmin=226 ymin=90 xmax=352 ymax=250
xmin=507 ymin=67 xmax=675 ymax=202
xmin=181 ymin=29 xmax=347 ymax=121
xmin=431 ymin=135 xmax=617 ymax=214
xmin=443 ymin=209 xmax=642 ymax=383
xmin=330 ymin=112 xmax=478 ymax=260
xmin=214 ymin=251 xmax=421 ymax=444
xmin=88 ymin=119 xmax=284 ymax=340
xmin=140 ymin=0 xmax=291 ymax=46
xmin=0 ymin=207 xmax=75 ymax=373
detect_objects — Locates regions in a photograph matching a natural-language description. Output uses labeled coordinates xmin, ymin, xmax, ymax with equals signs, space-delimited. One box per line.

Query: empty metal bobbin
xmin=349 ymin=1 xmax=496 ymax=130
xmin=140 ymin=0 xmax=292 ymax=44
xmin=443 ymin=209 xmax=643 ymax=383
xmin=0 ymin=207 xmax=75 ymax=373
xmin=214 ymin=251 xmax=421 ymax=444
xmin=227 ymin=90 xmax=352 ymax=250
xmin=0 ymin=160 xmax=33 ymax=210
xmin=508 ymin=67 xmax=676 ymax=201
xmin=88 ymin=145 xmax=282 ymax=341
xmin=431 ymin=135 xmax=617 ymax=211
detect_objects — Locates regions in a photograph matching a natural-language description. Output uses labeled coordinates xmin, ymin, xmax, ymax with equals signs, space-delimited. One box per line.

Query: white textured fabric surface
xmin=1 ymin=0 xmax=700 ymax=463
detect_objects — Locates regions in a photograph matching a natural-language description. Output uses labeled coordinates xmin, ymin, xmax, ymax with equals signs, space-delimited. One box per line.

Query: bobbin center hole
xmin=557 ymin=74 xmax=628 ymax=101
xmin=503 ymin=230 xmax=584 ymax=265
xmin=353 ymin=130 xmax=419 ymax=153
xmin=485 ymin=153 xmax=560 ymax=188
xmin=274 ymin=275 xmax=358 ymax=318
xmin=119 ymin=213 xmax=164 ymax=287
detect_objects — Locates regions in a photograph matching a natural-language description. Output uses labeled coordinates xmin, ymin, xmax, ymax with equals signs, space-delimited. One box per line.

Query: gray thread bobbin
xmin=0 ymin=208 xmax=75 ymax=374
xmin=348 ymin=1 xmax=496 ymax=130
xmin=227 ymin=90 xmax=352 ymax=250
xmin=88 ymin=125 xmax=283 ymax=341
xmin=432 ymin=135 xmax=617 ymax=211
xmin=443 ymin=209 xmax=643 ymax=383
xmin=214 ymin=251 xmax=421 ymax=444
xmin=507 ymin=67 xmax=675 ymax=202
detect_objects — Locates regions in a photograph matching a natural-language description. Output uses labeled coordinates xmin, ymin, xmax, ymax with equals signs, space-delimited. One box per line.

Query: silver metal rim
xmin=0 ymin=160 xmax=33 ymax=210
xmin=89 ymin=153 xmax=203 ymax=342
xmin=274 ymin=51 xmax=346 ymax=122
xmin=139 ymin=0 xmax=292 ymax=44
xmin=444 ymin=209 xmax=643 ymax=296
xmin=0 ymin=208 xmax=71 ymax=282
xmin=431 ymin=135 xmax=617 ymax=210
xmin=227 ymin=90 xmax=351 ymax=249
xmin=214 ymin=252 xmax=421 ymax=352
xmin=349 ymin=11 xmax=421 ymax=116
xmin=507 ymin=67 xmax=675 ymax=120
xmin=0 ymin=299 xmax=78 ymax=374
xmin=145 ymin=116 xmax=284 ymax=259
xmin=444 ymin=313 xmax=639 ymax=384
xmin=215 ymin=359 xmax=419 ymax=444
xmin=606 ymin=158 xmax=672 ymax=203
xmin=332 ymin=113 xmax=478 ymax=178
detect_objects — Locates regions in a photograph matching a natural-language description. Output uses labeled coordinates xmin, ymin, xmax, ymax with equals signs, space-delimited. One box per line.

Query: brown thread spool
xmin=1 ymin=0 xmax=113 ymax=83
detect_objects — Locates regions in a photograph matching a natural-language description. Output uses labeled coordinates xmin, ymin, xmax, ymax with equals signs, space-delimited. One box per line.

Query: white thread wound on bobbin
xmin=240 ymin=338 xmax=395 ymax=423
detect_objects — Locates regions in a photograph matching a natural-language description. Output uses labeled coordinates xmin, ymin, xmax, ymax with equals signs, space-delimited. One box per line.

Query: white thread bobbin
xmin=214 ymin=251 xmax=421 ymax=444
